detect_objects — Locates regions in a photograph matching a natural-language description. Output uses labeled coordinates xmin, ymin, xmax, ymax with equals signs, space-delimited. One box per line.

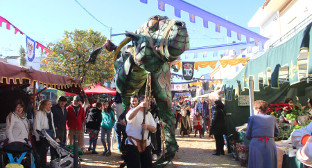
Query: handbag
xmin=128 ymin=136 xmax=147 ymax=153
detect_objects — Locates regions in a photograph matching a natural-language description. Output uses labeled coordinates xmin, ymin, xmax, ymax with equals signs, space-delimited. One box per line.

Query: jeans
xmin=101 ymin=127 xmax=112 ymax=151
xmin=114 ymin=123 xmax=126 ymax=151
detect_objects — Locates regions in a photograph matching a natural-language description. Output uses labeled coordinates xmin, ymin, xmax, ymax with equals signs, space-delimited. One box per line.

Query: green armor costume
xmin=90 ymin=15 xmax=189 ymax=167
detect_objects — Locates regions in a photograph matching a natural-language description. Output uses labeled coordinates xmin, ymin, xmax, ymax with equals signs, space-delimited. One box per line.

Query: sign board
xmin=238 ymin=95 xmax=250 ymax=106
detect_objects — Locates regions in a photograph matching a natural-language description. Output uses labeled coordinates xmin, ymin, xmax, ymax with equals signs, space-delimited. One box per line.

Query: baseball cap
xmin=58 ymin=96 xmax=67 ymax=102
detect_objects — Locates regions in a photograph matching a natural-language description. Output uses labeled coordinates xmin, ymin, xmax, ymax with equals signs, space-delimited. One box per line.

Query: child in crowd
xmin=193 ymin=110 xmax=202 ymax=138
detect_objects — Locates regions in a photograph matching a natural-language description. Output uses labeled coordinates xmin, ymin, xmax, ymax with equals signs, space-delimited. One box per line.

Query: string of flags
xmin=139 ymin=0 xmax=268 ymax=48
xmin=171 ymin=80 xmax=221 ymax=91
xmin=182 ymin=41 xmax=261 ymax=59
xmin=0 ymin=16 xmax=51 ymax=62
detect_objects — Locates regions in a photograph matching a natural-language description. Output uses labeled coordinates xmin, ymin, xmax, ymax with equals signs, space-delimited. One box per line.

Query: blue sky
xmin=0 ymin=0 xmax=265 ymax=78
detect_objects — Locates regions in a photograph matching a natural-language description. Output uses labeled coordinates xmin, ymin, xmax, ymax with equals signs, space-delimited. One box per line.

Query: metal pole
xmin=73 ymin=134 xmax=78 ymax=168
xmin=110 ymin=27 xmax=112 ymax=40
xmin=33 ymin=81 xmax=37 ymax=112
xmin=248 ymin=76 xmax=254 ymax=116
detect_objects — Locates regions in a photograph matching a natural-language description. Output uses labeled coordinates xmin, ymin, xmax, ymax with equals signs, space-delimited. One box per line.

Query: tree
xmin=41 ymin=29 xmax=115 ymax=86
xmin=19 ymin=46 xmax=26 ymax=66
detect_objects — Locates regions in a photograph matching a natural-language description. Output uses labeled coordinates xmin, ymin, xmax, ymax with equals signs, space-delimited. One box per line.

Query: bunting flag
xmin=171 ymin=73 xmax=206 ymax=80
xmin=26 ymin=36 xmax=36 ymax=62
xmin=194 ymin=53 xmax=198 ymax=59
xmin=185 ymin=53 xmax=189 ymax=59
xmin=182 ymin=62 xmax=194 ymax=80
xmin=194 ymin=61 xmax=217 ymax=71
xmin=213 ymin=51 xmax=218 ymax=57
xmin=36 ymin=42 xmax=51 ymax=54
xmin=215 ymin=24 xmax=220 ymax=33
xmin=0 ymin=16 xmax=24 ymax=35
xmin=174 ymin=57 xmax=249 ymax=72
xmin=139 ymin=0 xmax=268 ymax=46
xmin=237 ymin=33 xmax=241 ymax=41
xmin=0 ymin=16 xmax=50 ymax=58
xmin=188 ymin=82 xmax=202 ymax=87
xmin=219 ymin=57 xmax=249 ymax=68
xmin=184 ymin=41 xmax=257 ymax=59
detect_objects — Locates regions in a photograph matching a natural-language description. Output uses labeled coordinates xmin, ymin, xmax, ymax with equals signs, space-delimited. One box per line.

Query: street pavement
xmin=79 ymin=131 xmax=244 ymax=168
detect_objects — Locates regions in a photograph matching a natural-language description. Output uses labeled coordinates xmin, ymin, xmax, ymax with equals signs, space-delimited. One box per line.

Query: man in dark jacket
xmin=51 ymin=96 xmax=68 ymax=160
xmin=195 ymin=97 xmax=209 ymax=137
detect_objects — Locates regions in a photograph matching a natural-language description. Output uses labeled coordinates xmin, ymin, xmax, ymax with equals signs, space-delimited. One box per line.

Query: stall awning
xmin=84 ymin=82 xmax=117 ymax=95
xmin=223 ymin=22 xmax=312 ymax=95
xmin=0 ymin=61 xmax=81 ymax=93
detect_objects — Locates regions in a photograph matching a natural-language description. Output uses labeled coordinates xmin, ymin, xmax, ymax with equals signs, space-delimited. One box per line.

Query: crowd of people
xmin=3 ymin=93 xmax=165 ymax=168
xmin=7 ymin=90 xmax=312 ymax=168
xmin=172 ymin=96 xmax=227 ymax=156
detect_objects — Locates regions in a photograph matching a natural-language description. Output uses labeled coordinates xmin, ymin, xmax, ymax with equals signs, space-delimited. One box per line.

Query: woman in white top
xmin=33 ymin=99 xmax=55 ymax=168
xmin=5 ymin=101 xmax=30 ymax=143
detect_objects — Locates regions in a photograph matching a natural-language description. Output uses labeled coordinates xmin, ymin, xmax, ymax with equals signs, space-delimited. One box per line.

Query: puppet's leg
xmin=152 ymin=63 xmax=177 ymax=167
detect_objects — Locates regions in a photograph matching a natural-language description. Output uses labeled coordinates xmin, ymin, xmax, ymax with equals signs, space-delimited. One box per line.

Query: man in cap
xmin=51 ymin=96 xmax=68 ymax=160
xmin=66 ymin=95 xmax=86 ymax=151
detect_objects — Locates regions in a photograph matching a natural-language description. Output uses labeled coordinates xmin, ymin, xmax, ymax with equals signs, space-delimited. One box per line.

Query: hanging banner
xmin=26 ymin=36 xmax=35 ymax=62
xmin=139 ymin=0 xmax=268 ymax=46
xmin=182 ymin=62 xmax=194 ymax=80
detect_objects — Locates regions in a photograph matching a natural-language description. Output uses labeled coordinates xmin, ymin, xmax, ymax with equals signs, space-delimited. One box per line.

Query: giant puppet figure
xmin=88 ymin=15 xmax=189 ymax=166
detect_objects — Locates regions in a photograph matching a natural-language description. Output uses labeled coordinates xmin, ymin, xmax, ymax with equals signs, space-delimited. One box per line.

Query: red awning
xmin=83 ymin=82 xmax=116 ymax=95
xmin=0 ymin=61 xmax=81 ymax=93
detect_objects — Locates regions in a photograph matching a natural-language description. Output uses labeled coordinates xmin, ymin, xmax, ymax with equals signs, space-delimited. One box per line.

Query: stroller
xmin=0 ymin=138 xmax=35 ymax=168
xmin=36 ymin=130 xmax=81 ymax=168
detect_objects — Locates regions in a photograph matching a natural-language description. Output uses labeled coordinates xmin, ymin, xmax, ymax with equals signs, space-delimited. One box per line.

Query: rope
xmin=159 ymin=19 xmax=177 ymax=57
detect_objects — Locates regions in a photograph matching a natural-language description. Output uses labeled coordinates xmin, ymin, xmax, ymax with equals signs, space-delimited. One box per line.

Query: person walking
xmin=66 ymin=95 xmax=86 ymax=151
xmin=101 ymin=101 xmax=116 ymax=156
xmin=195 ymin=97 xmax=209 ymax=137
xmin=85 ymin=102 xmax=102 ymax=154
xmin=210 ymin=100 xmax=226 ymax=156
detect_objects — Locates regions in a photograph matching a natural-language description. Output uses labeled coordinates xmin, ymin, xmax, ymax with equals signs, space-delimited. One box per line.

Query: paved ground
xmin=79 ymin=132 xmax=244 ymax=168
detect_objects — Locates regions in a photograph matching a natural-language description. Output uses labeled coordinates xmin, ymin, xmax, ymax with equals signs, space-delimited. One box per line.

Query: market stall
xmin=222 ymin=20 xmax=312 ymax=167
xmin=0 ymin=61 xmax=82 ymax=140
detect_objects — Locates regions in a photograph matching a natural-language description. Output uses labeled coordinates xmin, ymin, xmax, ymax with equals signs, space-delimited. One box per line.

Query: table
xmin=276 ymin=140 xmax=305 ymax=168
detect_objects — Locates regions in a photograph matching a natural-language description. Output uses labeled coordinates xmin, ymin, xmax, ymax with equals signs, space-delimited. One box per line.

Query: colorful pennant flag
xmin=26 ymin=36 xmax=36 ymax=62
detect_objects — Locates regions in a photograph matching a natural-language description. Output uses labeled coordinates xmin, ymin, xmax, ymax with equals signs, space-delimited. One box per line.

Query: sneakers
xmin=92 ymin=151 xmax=98 ymax=154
